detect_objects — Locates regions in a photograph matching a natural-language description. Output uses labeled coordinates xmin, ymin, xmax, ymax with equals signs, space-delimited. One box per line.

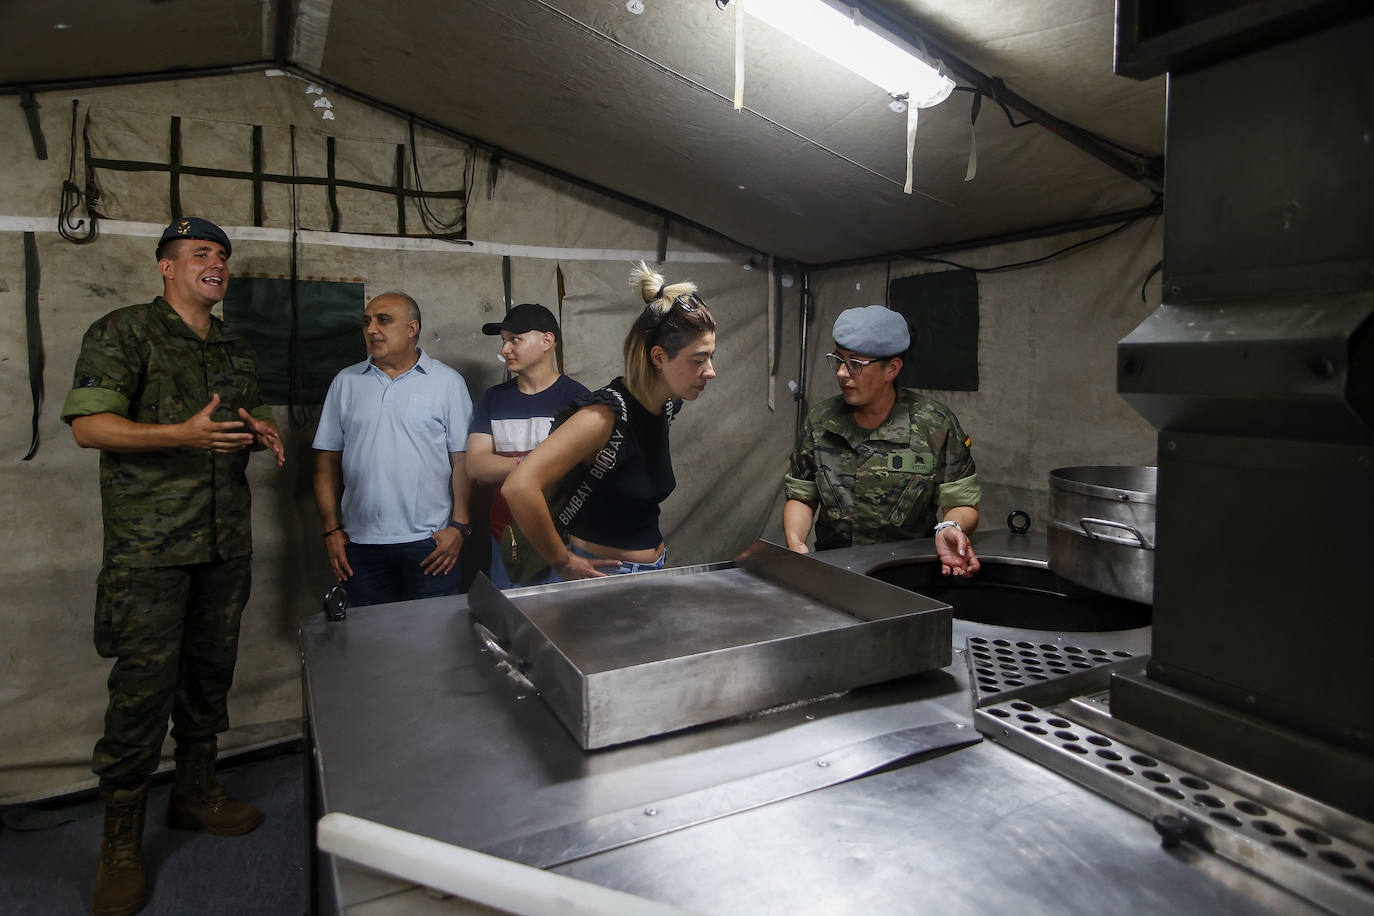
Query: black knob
xmin=1153 ymin=813 xmax=1194 ymax=849
xmin=1306 ymin=356 xmax=1335 ymax=379
xmin=323 ymin=583 xmax=348 ymax=622
xmin=1006 ymin=510 xmax=1031 ymax=534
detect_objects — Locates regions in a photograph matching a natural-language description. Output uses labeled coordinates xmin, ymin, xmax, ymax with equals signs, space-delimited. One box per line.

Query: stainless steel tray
xmin=468 ymin=540 xmax=952 ymax=749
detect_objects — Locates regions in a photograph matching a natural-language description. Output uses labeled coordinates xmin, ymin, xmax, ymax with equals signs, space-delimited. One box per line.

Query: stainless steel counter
xmin=301 ymin=534 xmax=1316 ymax=914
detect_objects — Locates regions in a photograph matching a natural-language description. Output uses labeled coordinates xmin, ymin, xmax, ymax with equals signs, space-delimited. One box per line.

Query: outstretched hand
xmin=936 ymin=526 xmax=981 ymax=578
xmin=180 ymin=394 xmax=254 ymax=453
xmin=554 ymin=551 xmax=623 ymax=580
xmin=238 ymin=407 xmax=285 ymax=467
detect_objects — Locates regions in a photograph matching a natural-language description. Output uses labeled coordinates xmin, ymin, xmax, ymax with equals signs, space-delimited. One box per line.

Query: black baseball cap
xmin=482 ymin=303 xmax=560 ymax=338
xmin=156 ymin=217 xmax=232 ymax=259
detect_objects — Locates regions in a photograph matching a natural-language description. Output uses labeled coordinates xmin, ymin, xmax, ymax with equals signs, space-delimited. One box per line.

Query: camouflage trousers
xmin=91 ymin=558 xmax=252 ymax=788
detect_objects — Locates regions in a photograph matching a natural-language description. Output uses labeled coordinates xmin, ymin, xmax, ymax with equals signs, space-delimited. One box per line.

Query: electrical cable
xmin=407 ymin=117 xmax=467 ymax=236
xmin=58 ymin=100 xmax=97 ymax=244
xmin=952 ymin=87 xmax=1032 ymax=129
xmin=951 ymin=85 xmax=1154 ymax=164
xmin=901 ymin=196 xmax=1160 ymax=274
xmin=1140 ymin=259 xmax=1163 ymax=303
xmin=288 ymin=125 xmax=310 ymax=428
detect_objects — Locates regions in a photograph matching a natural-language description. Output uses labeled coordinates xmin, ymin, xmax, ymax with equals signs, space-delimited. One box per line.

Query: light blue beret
xmin=832 ymin=305 xmax=909 ymax=358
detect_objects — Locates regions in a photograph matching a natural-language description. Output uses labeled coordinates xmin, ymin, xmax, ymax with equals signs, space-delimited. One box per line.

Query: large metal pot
xmin=1047 ymin=466 xmax=1156 ymax=605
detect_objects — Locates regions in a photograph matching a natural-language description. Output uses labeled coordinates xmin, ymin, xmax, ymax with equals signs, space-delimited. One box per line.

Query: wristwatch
xmin=447 ymin=519 xmax=473 ymax=537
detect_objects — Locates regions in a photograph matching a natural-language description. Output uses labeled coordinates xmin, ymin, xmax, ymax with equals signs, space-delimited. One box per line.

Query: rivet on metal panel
xmin=644 ymin=807 xmax=658 ymax=816
xmin=1281 ymin=202 xmax=1299 ymax=231
xmin=1306 ymin=356 xmax=1335 ymax=379
xmin=1166 ymin=441 xmax=1177 ymax=451
xmin=817 ymin=760 xmax=830 ymax=768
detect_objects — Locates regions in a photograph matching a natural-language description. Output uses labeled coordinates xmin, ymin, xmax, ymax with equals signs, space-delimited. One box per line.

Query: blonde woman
xmin=502 ymin=262 xmax=717 ymax=580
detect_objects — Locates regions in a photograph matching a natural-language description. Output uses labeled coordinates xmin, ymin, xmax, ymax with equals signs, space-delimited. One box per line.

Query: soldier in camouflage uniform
xmin=61 ymin=217 xmax=284 ymax=916
xmin=784 ymin=305 xmax=982 ymax=577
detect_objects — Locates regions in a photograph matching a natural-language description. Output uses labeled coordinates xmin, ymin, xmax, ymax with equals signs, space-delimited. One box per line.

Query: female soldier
xmin=502 ymin=262 xmax=717 ymax=580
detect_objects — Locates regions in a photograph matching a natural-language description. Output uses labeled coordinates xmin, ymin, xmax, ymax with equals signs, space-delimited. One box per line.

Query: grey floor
xmin=0 ymin=747 xmax=309 ymax=915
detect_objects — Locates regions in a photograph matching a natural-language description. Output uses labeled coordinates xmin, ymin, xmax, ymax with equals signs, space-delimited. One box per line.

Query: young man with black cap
xmin=62 ymin=217 xmax=285 ymax=916
xmin=783 ymin=305 xmax=982 ymax=577
xmin=467 ymin=303 xmax=588 ymax=587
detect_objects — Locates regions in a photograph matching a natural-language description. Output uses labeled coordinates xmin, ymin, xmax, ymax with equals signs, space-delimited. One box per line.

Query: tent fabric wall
xmin=0 ymin=74 xmax=766 ymax=803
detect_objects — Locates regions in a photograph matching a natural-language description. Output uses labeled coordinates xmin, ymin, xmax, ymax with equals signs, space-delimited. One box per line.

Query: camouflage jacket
xmin=61 ymin=298 xmax=274 ymax=567
xmin=785 ymin=389 xmax=981 ymax=550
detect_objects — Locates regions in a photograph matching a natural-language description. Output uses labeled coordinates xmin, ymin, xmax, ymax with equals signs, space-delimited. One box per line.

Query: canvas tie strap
xmin=733 ymin=0 xmax=745 ymax=110
xmin=965 ymin=90 xmax=982 ymax=182
xmin=19 ymin=89 xmax=47 ymax=160
xmin=23 ymin=232 xmax=44 ymax=461
xmin=903 ymin=100 xmax=920 ymax=194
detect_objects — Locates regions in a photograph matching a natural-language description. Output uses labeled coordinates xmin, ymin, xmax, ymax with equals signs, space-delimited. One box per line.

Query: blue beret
xmin=157 ymin=217 xmax=231 ymax=259
xmin=832 ymin=305 xmax=909 ymax=358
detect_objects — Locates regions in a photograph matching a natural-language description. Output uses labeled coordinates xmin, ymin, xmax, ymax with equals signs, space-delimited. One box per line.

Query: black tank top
xmin=564 ymin=378 xmax=677 ymax=550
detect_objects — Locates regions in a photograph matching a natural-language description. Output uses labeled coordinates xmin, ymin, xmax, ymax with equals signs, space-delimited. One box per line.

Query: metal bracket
xmin=481 ymin=720 xmax=980 ymax=869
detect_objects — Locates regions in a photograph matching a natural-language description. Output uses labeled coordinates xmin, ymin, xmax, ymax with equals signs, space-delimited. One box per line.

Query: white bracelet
xmin=933 ymin=520 xmax=962 ymax=535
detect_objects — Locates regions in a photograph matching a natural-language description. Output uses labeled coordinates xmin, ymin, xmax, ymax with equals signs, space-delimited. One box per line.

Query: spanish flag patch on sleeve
xmin=963 ymin=435 xmax=972 ymax=448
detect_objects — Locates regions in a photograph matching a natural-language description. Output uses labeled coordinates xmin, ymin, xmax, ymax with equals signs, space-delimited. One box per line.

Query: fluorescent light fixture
xmin=743 ymin=0 xmax=954 ymax=107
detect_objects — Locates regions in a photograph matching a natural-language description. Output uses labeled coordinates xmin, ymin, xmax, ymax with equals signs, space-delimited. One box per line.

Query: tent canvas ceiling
xmin=0 ymin=0 xmax=1165 ymax=264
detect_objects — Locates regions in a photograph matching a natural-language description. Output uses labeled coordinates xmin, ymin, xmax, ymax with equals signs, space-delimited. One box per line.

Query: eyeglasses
xmin=644 ymin=293 xmax=704 ymax=339
xmin=824 ymin=351 xmax=882 ymax=375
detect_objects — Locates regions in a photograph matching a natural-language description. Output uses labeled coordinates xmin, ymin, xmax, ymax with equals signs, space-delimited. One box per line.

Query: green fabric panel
xmin=936 ymin=472 xmax=982 ymax=508
xmin=783 ymin=473 xmax=819 ymax=505
xmin=61 ymin=386 xmax=131 ymax=424
xmin=890 ymin=269 xmax=979 ymax=391
xmin=222 ymin=279 xmax=365 ymax=405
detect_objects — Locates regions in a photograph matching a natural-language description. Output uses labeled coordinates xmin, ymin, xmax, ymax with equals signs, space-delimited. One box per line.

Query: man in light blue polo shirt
xmin=313 ymin=292 xmax=474 ymax=606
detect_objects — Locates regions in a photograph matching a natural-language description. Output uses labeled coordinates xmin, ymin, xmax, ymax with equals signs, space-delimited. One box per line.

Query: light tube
xmin=744 ymin=0 xmax=955 ymax=107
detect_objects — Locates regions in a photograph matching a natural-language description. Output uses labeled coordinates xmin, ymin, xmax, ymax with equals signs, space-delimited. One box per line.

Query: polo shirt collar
xmin=363 ymin=347 xmax=428 ymax=375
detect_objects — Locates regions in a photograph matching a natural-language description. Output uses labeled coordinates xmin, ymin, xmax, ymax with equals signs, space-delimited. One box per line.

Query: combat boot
xmin=166 ymin=740 xmax=263 ymax=835
xmin=93 ymin=783 xmax=148 ymax=916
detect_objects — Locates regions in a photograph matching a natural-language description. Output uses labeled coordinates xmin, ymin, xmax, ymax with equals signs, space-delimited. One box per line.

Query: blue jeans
xmin=343 ymin=538 xmax=463 ymax=608
xmin=569 ymin=543 xmax=666 ymax=576
xmin=488 ymin=536 xmax=562 ymax=589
